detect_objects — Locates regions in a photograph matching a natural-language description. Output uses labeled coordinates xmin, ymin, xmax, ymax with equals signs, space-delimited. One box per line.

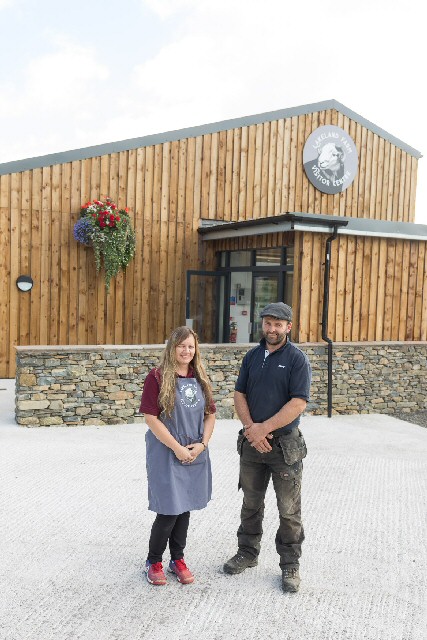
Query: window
xmin=255 ymin=248 xmax=282 ymax=266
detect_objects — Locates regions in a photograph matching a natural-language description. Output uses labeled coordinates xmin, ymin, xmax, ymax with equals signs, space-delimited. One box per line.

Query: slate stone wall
xmin=15 ymin=342 xmax=427 ymax=426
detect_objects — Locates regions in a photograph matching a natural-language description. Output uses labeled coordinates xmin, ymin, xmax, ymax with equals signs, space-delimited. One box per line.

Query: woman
xmin=140 ymin=326 xmax=216 ymax=586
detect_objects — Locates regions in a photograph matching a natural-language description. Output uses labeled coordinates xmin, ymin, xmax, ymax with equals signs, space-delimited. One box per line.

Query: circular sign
xmin=303 ymin=125 xmax=358 ymax=195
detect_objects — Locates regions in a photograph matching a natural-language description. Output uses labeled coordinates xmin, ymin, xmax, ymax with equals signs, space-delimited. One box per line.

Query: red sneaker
xmin=145 ymin=560 xmax=167 ymax=585
xmin=168 ymin=558 xmax=195 ymax=584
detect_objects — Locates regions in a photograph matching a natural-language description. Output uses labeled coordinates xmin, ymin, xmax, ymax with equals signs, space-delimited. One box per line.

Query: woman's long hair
xmin=158 ymin=326 xmax=214 ymax=417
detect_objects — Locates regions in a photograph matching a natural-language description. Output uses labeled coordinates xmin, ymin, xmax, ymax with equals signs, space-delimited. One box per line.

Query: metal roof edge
xmin=199 ymin=212 xmax=427 ymax=241
xmin=199 ymin=212 xmax=349 ymax=233
xmin=330 ymin=100 xmax=422 ymax=159
xmin=0 ymin=99 xmax=422 ymax=177
xmin=341 ymin=216 xmax=427 ymax=237
xmin=293 ymin=212 xmax=427 ymax=236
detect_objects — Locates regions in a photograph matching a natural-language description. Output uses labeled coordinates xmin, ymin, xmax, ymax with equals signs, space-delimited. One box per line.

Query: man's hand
xmin=245 ymin=423 xmax=273 ymax=452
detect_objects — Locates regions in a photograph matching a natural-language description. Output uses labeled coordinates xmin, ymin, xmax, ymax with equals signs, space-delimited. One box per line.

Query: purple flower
xmin=73 ymin=218 xmax=93 ymax=245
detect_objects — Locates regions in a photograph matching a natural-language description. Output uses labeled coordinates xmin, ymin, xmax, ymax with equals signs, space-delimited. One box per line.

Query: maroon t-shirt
xmin=139 ymin=368 xmax=216 ymax=416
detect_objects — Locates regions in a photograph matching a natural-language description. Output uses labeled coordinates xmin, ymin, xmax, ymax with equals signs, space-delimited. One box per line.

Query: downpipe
xmin=321 ymin=227 xmax=338 ymax=418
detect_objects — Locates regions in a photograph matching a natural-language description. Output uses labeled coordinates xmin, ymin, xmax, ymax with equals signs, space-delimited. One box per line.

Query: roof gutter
xmin=200 ymin=220 xmax=427 ymax=242
xmin=292 ymin=224 xmax=427 ymax=242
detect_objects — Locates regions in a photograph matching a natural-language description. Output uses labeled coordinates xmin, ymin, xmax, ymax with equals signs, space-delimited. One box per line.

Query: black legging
xmin=147 ymin=512 xmax=190 ymax=564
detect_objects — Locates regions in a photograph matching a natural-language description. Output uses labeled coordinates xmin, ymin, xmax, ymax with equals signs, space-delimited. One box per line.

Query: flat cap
xmin=259 ymin=302 xmax=293 ymax=321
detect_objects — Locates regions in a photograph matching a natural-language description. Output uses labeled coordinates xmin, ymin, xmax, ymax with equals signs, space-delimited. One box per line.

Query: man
xmin=223 ymin=302 xmax=312 ymax=593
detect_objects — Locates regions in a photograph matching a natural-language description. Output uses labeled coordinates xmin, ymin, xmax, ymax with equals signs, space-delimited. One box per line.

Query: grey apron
xmin=145 ymin=377 xmax=212 ymax=515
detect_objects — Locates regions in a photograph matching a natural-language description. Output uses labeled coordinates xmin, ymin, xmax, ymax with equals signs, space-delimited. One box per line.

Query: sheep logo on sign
xmin=303 ymin=125 xmax=358 ymax=195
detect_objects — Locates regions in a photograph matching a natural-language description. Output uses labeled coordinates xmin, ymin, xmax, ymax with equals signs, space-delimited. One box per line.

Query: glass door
xmin=186 ymin=270 xmax=227 ymax=342
xmin=251 ymin=273 xmax=280 ymax=341
xmin=229 ymin=270 xmax=252 ymax=343
xmin=186 ymin=256 xmax=289 ymax=344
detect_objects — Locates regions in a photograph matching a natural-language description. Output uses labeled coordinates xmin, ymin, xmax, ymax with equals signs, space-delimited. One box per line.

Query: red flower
xmin=125 ymin=207 xmax=129 ymax=212
xmin=116 ymin=216 xmax=120 ymax=221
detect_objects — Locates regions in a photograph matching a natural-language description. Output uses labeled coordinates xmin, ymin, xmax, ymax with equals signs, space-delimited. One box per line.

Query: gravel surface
xmin=1 ymin=381 xmax=427 ymax=640
xmin=391 ymin=410 xmax=427 ymax=428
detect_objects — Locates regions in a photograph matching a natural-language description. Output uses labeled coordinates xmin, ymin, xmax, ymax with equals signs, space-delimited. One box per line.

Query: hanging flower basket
xmin=73 ymin=197 xmax=136 ymax=293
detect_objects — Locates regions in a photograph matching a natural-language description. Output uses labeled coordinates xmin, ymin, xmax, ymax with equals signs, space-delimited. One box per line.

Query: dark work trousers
xmin=236 ymin=428 xmax=306 ymax=568
xmin=147 ymin=511 xmax=190 ymax=563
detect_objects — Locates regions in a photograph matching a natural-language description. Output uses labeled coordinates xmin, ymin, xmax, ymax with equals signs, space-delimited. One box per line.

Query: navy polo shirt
xmin=235 ymin=338 xmax=312 ymax=434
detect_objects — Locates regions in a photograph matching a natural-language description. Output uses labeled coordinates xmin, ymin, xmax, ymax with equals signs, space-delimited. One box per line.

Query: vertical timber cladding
xmin=0 ymin=105 xmax=422 ymax=377
xmin=293 ymin=231 xmax=427 ymax=343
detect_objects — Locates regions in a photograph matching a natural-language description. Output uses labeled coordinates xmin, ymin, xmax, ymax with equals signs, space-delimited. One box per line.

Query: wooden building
xmin=1 ymin=99 xmax=426 ymax=378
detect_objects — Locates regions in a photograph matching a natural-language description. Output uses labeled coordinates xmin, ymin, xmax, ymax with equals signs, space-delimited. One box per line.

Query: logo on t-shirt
xmin=179 ymin=383 xmax=201 ymax=408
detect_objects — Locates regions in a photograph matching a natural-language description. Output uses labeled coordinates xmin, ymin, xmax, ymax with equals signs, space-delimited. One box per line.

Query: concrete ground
xmin=1 ymin=378 xmax=426 ymax=640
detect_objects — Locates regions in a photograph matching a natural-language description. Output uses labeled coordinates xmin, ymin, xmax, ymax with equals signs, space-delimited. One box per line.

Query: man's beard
xmin=263 ymin=330 xmax=287 ymax=346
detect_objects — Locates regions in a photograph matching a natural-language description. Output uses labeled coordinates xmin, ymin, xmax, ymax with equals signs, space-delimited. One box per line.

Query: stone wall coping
xmin=16 ymin=344 xmax=168 ymax=353
xmin=15 ymin=340 xmax=427 ymax=354
xmin=15 ymin=343 xmax=254 ymax=353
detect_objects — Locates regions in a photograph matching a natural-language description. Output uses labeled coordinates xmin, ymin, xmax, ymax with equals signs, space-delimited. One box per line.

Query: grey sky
xmin=1 ymin=0 xmax=425 ymax=223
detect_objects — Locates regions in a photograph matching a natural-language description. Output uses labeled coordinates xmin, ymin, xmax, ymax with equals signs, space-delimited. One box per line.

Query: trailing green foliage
xmin=73 ymin=197 xmax=136 ymax=293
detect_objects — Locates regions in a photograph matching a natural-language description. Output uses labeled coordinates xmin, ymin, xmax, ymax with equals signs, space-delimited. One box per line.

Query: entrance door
xmin=186 ymin=268 xmax=284 ymax=344
xmin=186 ymin=270 xmax=227 ymax=342
xmin=251 ymin=273 xmax=280 ymax=341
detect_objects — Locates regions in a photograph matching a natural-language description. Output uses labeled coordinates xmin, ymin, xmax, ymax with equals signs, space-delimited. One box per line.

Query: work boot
xmin=281 ymin=566 xmax=300 ymax=593
xmin=223 ymin=552 xmax=258 ymax=575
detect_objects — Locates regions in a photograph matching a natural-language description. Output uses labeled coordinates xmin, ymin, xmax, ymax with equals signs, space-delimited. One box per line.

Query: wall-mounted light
xmin=16 ymin=275 xmax=34 ymax=292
